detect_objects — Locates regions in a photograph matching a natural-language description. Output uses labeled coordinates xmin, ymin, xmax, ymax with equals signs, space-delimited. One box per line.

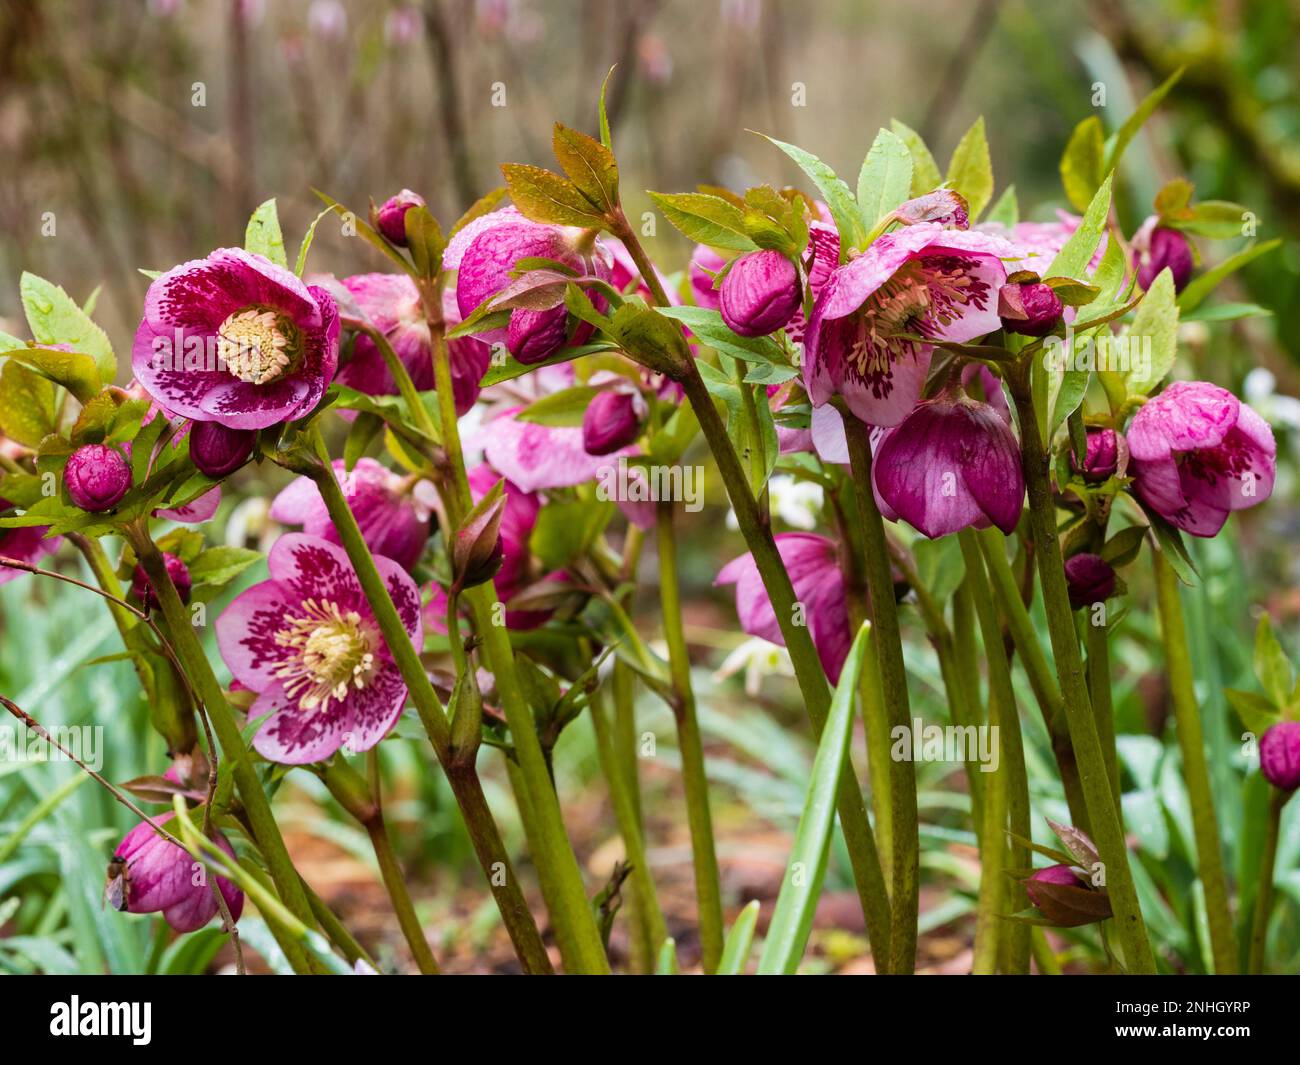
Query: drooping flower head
xmin=872 ymin=393 xmax=1024 ymax=538
xmin=189 ymin=421 xmax=257 ymax=479
xmin=804 ymin=224 xmax=1017 ymax=425
xmin=113 ymin=813 xmax=244 ymax=933
xmin=373 ymin=189 xmax=425 ymax=247
xmin=1131 ymin=215 xmax=1194 ymax=292
xmin=582 ymin=375 xmax=647 ymax=456
xmin=216 ymin=533 xmax=421 ymax=764
xmin=270 ymin=458 xmax=432 ymax=573
xmin=64 ymin=444 xmax=132 ymax=512
xmin=133 ymin=249 xmax=339 ymax=429
xmin=1127 ymin=381 xmax=1275 ymax=537
xmin=1063 ymin=553 xmax=1116 ymax=609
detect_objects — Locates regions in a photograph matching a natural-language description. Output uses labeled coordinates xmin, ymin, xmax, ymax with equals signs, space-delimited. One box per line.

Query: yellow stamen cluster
xmin=218 ymin=308 xmax=295 ymax=385
xmin=273 ymin=598 xmax=377 ymax=714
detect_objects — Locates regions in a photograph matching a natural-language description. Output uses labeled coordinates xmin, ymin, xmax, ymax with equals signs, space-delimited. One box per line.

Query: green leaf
xmin=1104 ymin=67 xmax=1184 ymax=173
xmin=1100 ymin=525 xmax=1147 ymax=567
xmin=1148 ymin=513 xmax=1199 ymax=586
xmin=1253 ymin=614 xmax=1294 ymax=708
xmin=244 ymin=198 xmax=288 ymax=268
xmin=856 ymin=127 xmax=913 ymax=228
xmin=0 ymin=361 xmax=57 ymax=446
xmin=1224 ymin=689 xmax=1281 ymax=736
xmin=1060 ymin=116 xmax=1105 ymax=213
xmin=530 ymin=499 xmax=613 ymax=569
xmin=655 ymin=937 xmax=680 ymax=975
xmin=716 ymin=900 xmax=761 ymax=975
xmin=606 ymin=302 xmax=690 ymax=376
xmin=657 ymin=305 xmax=784 ymax=365
xmin=188 ymin=546 xmax=263 ymax=588
xmin=19 ymin=272 xmax=116 ymax=382
xmin=404 ymin=205 xmax=447 ymax=279
xmin=294 ymin=207 xmax=333 ymax=277
xmin=945 ymin=116 xmax=993 ymax=222
xmin=1047 ymin=172 xmax=1112 ymax=280
xmin=913 ymin=535 xmax=966 ymax=603
xmin=1177 ymin=240 xmax=1281 ymax=314
xmin=1180 ymin=302 xmax=1271 ymax=323
xmin=1168 ymin=200 xmax=1251 ymax=240
xmin=646 ymin=191 xmax=757 ymax=251
xmin=757 ymin=623 xmax=872 ymax=975
xmin=597 ymin=66 xmax=615 ymax=148
xmin=501 ymin=163 xmax=606 ymax=227
xmin=890 ymin=119 xmax=941 ymax=196
xmin=1050 ymin=368 xmax=1091 ymax=437
xmin=7 ymin=345 xmax=101 ymax=404
xmin=759 ymin=134 xmax=862 ymax=251
xmin=516 ymin=385 xmax=600 ymax=428
xmin=985 ymin=184 xmax=1018 ymax=228
xmin=1125 ymin=268 xmax=1178 ymax=396
xmin=343 ymin=410 xmax=383 ymax=469
xmin=552 ymin=122 xmax=619 ymax=214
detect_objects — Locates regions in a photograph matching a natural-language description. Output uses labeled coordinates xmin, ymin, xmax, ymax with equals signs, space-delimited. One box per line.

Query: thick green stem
xmin=1008 ymin=381 xmax=1156 ymax=973
xmin=1085 ymin=618 xmax=1121 ymax=817
xmin=1247 ymin=789 xmax=1287 ymax=973
xmin=843 ymin=414 xmax=920 ymax=974
xmin=656 ymin=501 xmax=725 ymax=972
xmin=303 ymin=441 xmax=553 ymax=974
xmin=1153 ymin=548 xmax=1237 ymax=974
xmin=128 ymin=527 xmax=319 ymax=976
xmin=977 ymin=527 xmax=1090 ymax=831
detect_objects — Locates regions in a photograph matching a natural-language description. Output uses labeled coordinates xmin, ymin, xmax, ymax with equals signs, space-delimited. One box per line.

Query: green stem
xmin=127 ymin=526 xmax=320 ymax=976
xmin=656 ymin=501 xmax=724 ymax=972
xmin=1152 ymin=548 xmax=1237 ymax=974
xmin=302 ymin=438 xmax=553 ymax=974
xmin=1008 ymin=381 xmax=1156 ymax=974
xmin=843 ymin=414 xmax=920 ymax=974
xmin=1085 ymin=618 xmax=1121 ymax=817
xmin=977 ymin=527 xmax=1090 ymax=831
xmin=1247 ymin=789 xmax=1288 ymax=974
xmin=321 ymin=759 xmax=440 ymax=974
xmin=423 ymin=313 xmax=609 ymax=974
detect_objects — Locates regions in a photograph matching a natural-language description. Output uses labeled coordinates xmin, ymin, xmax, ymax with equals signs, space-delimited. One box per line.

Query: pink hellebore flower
xmin=113 ymin=813 xmax=244 ymax=933
xmin=716 ymin=532 xmax=851 ymax=683
xmin=271 ymin=458 xmax=431 ymax=573
xmin=1131 ymin=216 xmax=1193 ymax=292
xmin=449 ymin=209 xmax=611 ymax=365
xmin=133 ymin=248 xmax=340 ymax=430
xmin=719 ymin=249 xmax=802 ymax=337
xmin=804 ymin=223 xmax=1017 ymax=426
xmin=217 ymin=533 xmax=421 ymax=764
xmin=374 ymin=189 xmax=425 ymax=247
xmin=873 ymin=394 xmax=1025 ymax=539
xmin=64 ymin=444 xmax=132 ymax=512
xmin=981 ymin=211 xmax=1108 ymax=274
xmin=1127 ymin=381 xmax=1275 ymax=537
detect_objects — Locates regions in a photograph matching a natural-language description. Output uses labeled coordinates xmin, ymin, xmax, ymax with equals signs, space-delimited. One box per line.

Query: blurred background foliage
xmin=1 ymin=0 xmax=1299 ymax=973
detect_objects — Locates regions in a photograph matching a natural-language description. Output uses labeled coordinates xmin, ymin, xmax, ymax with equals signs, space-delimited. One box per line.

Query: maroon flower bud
xmin=719 ymin=249 xmax=802 ymax=337
xmin=1260 ymin=721 xmax=1300 ymax=792
xmin=1070 ymin=426 xmax=1123 ymax=483
xmin=64 ymin=444 xmax=132 ymax=512
xmin=583 ymin=390 xmax=645 ymax=456
xmin=189 ymin=421 xmax=257 ymax=479
xmin=1064 ymin=553 xmax=1116 ymax=609
xmin=998 ymin=281 xmax=1063 ymax=337
xmin=1133 ymin=220 xmax=1193 ymax=292
xmin=1024 ymin=864 xmax=1112 ymax=927
xmin=374 ymin=189 xmax=425 ymax=247
xmin=507 ymin=305 xmax=568 ymax=364
xmin=132 ymin=552 xmax=192 ymax=611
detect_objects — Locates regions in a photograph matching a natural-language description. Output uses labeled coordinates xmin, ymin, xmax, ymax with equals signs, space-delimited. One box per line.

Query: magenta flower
xmin=270 ymin=458 xmax=431 ymax=573
xmin=1070 ymin=426 xmax=1124 ymax=483
xmin=804 ymin=223 xmax=1016 ymax=426
xmin=689 ymin=245 xmax=728 ymax=309
xmin=189 ymin=421 xmax=257 ymax=479
xmin=716 ymin=533 xmax=851 ymax=683
xmin=1260 ymin=722 xmax=1300 ymax=792
xmin=113 ymin=813 xmax=244 ymax=933
xmin=449 ymin=210 xmax=611 ymax=365
xmin=582 ymin=376 xmax=647 ymax=456
xmin=872 ymin=394 xmax=1024 ymax=538
xmin=374 ymin=189 xmax=425 ymax=247
xmin=786 ymin=219 xmax=840 ymax=350
xmin=720 ymin=249 xmax=802 ymax=337
xmin=64 ymin=444 xmax=132 ymax=512
xmin=982 ymin=211 xmax=1107 ymax=274
xmin=321 ymin=273 xmax=490 ymax=417
xmin=998 ymin=281 xmax=1063 ymax=337
xmin=133 ymin=248 xmax=340 ymax=429
xmin=132 ymin=552 xmax=191 ymax=611
xmin=1063 ymin=553 xmax=1116 ymax=609
xmin=0 ymin=497 xmax=61 ymax=586
xmin=216 ymin=533 xmax=421 ymax=764
xmin=1131 ymin=216 xmax=1193 ymax=292
xmin=1127 ymin=381 xmax=1275 ymax=537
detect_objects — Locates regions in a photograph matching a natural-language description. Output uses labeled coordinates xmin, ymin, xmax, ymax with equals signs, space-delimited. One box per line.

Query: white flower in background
xmin=712 ymin=637 xmax=795 ymax=697
xmin=725 ymin=474 xmax=823 ymax=531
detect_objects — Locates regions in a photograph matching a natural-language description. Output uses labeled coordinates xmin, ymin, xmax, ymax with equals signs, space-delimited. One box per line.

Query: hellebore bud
xmin=1070 ymin=426 xmax=1123 ymax=483
xmin=998 ymin=281 xmax=1063 ymax=337
xmin=132 ymin=552 xmax=192 ymax=611
xmin=452 ymin=484 xmax=507 ymax=593
xmin=1260 ymin=721 xmax=1300 ymax=792
xmin=583 ymin=390 xmax=646 ymax=456
xmin=1064 ymin=553 xmax=1116 ymax=609
xmin=1024 ymin=864 xmax=1112 ymax=927
xmin=719 ymin=249 xmax=802 ymax=337
xmin=507 ymin=306 xmax=569 ymax=364
xmin=189 ymin=421 xmax=257 ymax=478
xmin=1132 ymin=217 xmax=1193 ymax=292
xmin=64 ymin=444 xmax=132 ymax=512
xmin=374 ymin=189 xmax=426 ymax=247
